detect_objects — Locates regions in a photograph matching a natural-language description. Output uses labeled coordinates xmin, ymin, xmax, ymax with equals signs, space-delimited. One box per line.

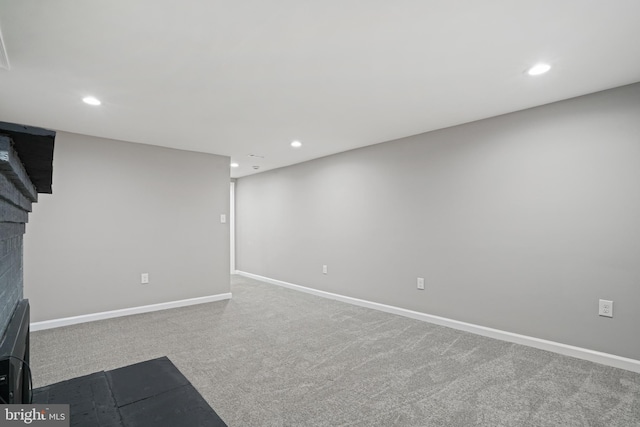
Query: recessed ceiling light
xmin=230 ymin=162 xmax=239 ymax=168
xmin=82 ymin=96 xmax=101 ymax=106
xmin=291 ymin=140 xmax=302 ymax=148
xmin=527 ymin=63 xmax=551 ymax=76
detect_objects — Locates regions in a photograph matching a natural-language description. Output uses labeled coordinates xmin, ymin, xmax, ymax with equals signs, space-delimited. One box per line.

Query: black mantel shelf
xmin=0 ymin=121 xmax=56 ymax=194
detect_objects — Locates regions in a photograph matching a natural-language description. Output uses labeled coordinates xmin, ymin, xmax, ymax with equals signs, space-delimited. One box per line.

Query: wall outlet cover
xmin=598 ymin=299 xmax=613 ymax=318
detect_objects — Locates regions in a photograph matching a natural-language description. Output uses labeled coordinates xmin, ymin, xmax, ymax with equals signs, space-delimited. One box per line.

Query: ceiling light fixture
xmin=527 ymin=63 xmax=551 ymax=76
xmin=230 ymin=162 xmax=239 ymax=168
xmin=82 ymin=96 xmax=101 ymax=106
xmin=291 ymin=140 xmax=302 ymax=148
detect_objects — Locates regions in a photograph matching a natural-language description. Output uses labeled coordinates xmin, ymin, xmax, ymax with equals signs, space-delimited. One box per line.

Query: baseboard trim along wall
xmin=235 ymin=271 xmax=640 ymax=373
xmin=30 ymin=293 xmax=232 ymax=332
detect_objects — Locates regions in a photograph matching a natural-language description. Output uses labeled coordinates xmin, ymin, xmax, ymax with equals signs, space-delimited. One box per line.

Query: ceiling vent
xmin=0 ymin=24 xmax=10 ymax=70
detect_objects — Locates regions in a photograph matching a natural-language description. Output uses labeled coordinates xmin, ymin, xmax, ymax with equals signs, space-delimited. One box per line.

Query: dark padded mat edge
xmin=33 ymin=372 xmax=123 ymax=427
xmin=32 ymin=357 xmax=227 ymax=427
xmin=105 ymin=356 xmax=190 ymax=407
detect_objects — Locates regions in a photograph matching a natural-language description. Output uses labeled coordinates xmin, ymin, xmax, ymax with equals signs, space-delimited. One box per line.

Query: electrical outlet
xmin=141 ymin=273 xmax=149 ymax=284
xmin=322 ymin=265 xmax=328 ymax=275
xmin=417 ymin=277 xmax=425 ymax=290
xmin=598 ymin=299 xmax=613 ymax=317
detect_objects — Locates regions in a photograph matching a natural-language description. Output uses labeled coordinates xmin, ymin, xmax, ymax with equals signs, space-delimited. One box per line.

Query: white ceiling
xmin=1 ymin=1 xmax=639 ymax=178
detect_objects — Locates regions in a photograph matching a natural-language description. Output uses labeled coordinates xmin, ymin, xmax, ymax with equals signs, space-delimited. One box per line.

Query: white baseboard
xmin=235 ymin=271 xmax=640 ymax=373
xmin=30 ymin=293 xmax=232 ymax=332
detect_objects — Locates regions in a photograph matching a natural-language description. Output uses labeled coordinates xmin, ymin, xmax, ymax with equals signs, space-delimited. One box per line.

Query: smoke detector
xmin=0 ymin=24 xmax=10 ymax=70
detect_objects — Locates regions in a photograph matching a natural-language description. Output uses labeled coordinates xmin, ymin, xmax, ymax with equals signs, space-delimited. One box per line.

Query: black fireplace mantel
xmin=0 ymin=121 xmax=55 ymax=194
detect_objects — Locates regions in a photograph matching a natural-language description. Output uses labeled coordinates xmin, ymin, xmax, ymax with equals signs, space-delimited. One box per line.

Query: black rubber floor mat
xmin=33 ymin=357 xmax=227 ymax=427
xmin=118 ymin=383 xmax=227 ymax=427
xmin=105 ymin=357 xmax=190 ymax=407
xmin=32 ymin=372 xmax=123 ymax=427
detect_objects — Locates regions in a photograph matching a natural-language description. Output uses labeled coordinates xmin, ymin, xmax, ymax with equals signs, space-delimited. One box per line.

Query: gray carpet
xmin=31 ymin=275 xmax=640 ymax=426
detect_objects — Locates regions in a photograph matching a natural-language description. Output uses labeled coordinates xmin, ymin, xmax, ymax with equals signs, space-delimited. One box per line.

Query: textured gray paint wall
xmin=24 ymin=132 xmax=230 ymax=322
xmin=236 ymin=83 xmax=640 ymax=360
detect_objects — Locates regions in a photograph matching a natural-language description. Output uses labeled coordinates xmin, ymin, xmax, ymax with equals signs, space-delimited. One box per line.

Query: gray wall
xmin=236 ymin=83 xmax=640 ymax=360
xmin=24 ymin=132 xmax=230 ymax=322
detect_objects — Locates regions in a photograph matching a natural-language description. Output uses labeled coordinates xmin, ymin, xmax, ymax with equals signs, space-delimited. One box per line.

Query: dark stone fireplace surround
xmin=0 ymin=136 xmax=34 ymax=334
xmin=0 ymin=122 xmax=55 ymax=338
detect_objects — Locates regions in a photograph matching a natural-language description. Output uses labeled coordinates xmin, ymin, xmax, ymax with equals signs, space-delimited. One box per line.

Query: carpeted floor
xmin=31 ymin=275 xmax=640 ymax=426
